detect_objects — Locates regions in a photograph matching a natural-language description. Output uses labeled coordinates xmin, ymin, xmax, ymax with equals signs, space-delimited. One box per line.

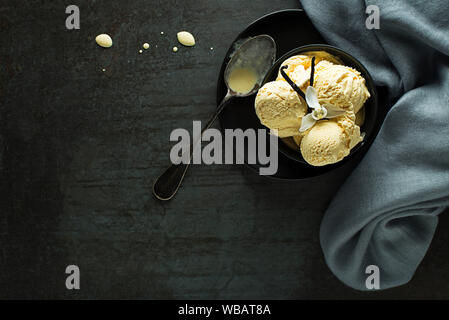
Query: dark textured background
xmin=0 ymin=0 xmax=448 ymax=299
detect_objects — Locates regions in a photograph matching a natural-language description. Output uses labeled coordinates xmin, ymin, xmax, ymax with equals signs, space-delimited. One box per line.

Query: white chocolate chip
xmin=177 ymin=31 xmax=195 ymax=47
xmin=173 ymin=46 xmax=178 ymax=52
xmin=95 ymin=34 xmax=113 ymax=48
xmin=143 ymin=43 xmax=150 ymax=49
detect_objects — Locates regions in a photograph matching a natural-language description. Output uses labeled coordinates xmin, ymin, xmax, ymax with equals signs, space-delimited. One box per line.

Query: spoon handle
xmin=153 ymin=93 xmax=234 ymax=201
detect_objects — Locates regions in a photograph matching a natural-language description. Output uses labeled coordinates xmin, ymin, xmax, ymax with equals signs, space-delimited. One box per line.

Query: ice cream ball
xmin=276 ymin=52 xmax=344 ymax=90
xmin=276 ymin=55 xmax=311 ymax=90
xmin=314 ymin=60 xmax=370 ymax=114
xmin=255 ymin=81 xmax=307 ymax=138
xmin=300 ymin=116 xmax=363 ymax=166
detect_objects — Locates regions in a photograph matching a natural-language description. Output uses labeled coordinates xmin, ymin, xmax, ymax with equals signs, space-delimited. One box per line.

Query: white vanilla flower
xmin=299 ymin=86 xmax=346 ymax=132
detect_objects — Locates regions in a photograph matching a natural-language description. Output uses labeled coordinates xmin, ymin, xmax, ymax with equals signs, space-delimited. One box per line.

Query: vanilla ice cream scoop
xmin=276 ymin=52 xmax=344 ymax=90
xmin=314 ymin=60 xmax=370 ymax=113
xmin=255 ymin=81 xmax=307 ymax=137
xmin=300 ymin=115 xmax=363 ymax=166
xmin=276 ymin=55 xmax=311 ymax=90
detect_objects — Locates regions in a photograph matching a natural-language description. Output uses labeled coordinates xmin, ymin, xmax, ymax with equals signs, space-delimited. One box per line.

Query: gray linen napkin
xmin=300 ymin=0 xmax=449 ymax=290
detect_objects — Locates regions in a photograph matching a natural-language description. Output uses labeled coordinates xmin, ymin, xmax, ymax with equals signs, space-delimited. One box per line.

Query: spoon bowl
xmin=224 ymin=35 xmax=277 ymax=96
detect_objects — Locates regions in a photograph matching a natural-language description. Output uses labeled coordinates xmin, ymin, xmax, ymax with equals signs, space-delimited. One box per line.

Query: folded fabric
xmin=300 ymin=0 xmax=449 ymax=290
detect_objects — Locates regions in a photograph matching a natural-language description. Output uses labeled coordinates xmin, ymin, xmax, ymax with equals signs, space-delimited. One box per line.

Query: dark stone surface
xmin=0 ymin=0 xmax=448 ymax=299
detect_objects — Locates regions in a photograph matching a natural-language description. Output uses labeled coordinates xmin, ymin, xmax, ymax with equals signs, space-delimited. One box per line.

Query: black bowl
xmin=261 ymin=44 xmax=378 ymax=165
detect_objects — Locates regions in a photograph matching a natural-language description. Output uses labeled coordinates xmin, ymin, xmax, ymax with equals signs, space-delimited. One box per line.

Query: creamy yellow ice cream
xmin=276 ymin=51 xmax=344 ymax=90
xmin=255 ymin=51 xmax=369 ymax=166
xmin=300 ymin=114 xmax=363 ymax=166
xmin=335 ymin=112 xmax=363 ymax=149
xmin=314 ymin=60 xmax=370 ymax=114
xmin=255 ymin=81 xmax=307 ymax=137
xmin=276 ymin=55 xmax=311 ymax=89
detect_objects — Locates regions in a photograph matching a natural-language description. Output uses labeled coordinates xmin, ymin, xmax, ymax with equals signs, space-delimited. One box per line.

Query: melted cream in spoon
xmin=228 ymin=68 xmax=257 ymax=94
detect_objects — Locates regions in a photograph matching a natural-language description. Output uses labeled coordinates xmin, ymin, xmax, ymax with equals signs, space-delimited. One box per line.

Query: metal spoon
xmin=153 ymin=35 xmax=276 ymax=200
